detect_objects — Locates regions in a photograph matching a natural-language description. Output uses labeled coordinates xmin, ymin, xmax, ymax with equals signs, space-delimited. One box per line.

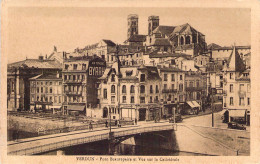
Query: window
xmin=41 ymin=87 xmax=43 ymax=93
xmin=54 ymin=96 xmax=57 ymax=103
xmin=140 ymin=85 xmax=145 ymax=93
xmin=111 ymin=85 xmax=115 ymax=93
xmin=150 ymin=96 xmax=153 ymax=103
xmin=248 ymin=97 xmax=250 ymax=105
xmin=164 ymin=74 xmax=168 ymax=81
xmin=82 ymin=64 xmax=86 ymax=70
xmin=156 ymin=85 xmax=159 ymax=93
xmin=180 ymin=75 xmax=183 ymax=80
xmin=189 ymin=81 xmax=193 ymax=87
xmin=111 ymin=96 xmax=115 ymax=103
xmin=196 ymin=81 xmax=199 ymax=87
xmin=164 ymin=84 xmax=167 ymax=89
xmin=171 ymin=84 xmax=175 ymax=89
xmin=171 ymin=74 xmax=175 ymax=81
xmin=140 ymin=97 xmax=145 ymax=103
xmin=122 ymin=96 xmax=126 ymax=103
xmin=64 ymin=64 xmax=69 ymax=70
xmin=150 ymin=85 xmax=153 ymax=93
xmin=73 ymin=75 xmax=76 ymax=81
xmin=50 ymin=82 xmax=52 ymax=85
xmin=179 ymin=95 xmax=183 ymax=102
xmin=111 ymin=74 xmax=115 ymax=82
xmin=59 ymin=96 xmax=61 ymax=103
xmin=50 ymin=87 xmax=53 ymax=93
xmin=239 ymin=97 xmax=245 ymax=106
xmin=122 ymin=85 xmax=126 ymax=93
xmin=230 ymin=97 xmax=233 ymax=106
xmin=45 ymin=87 xmax=48 ymax=93
xmin=37 ymin=87 xmax=39 ymax=93
xmin=130 ymin=85 xmax=135 ymax=93
xmin=140 ymin=74 xmax=145 ymax=82
xmin=49 ymin=96 xmax=52 ymax=102
xmin=130 ymin=96 xmax=135 ymax=103
xmin=73 ymin=64 xmax=77 ymax=70
xmin=230 ymin=73 xmax=234 ymax=79
xmin=103 ymin=89 xmax=107 ymax=99
xmin=179 ymin=84 xmax=183 ymax=91
xmin=155 ymin=96 xmax=159 ymax=102
xmin=230 ymin=84 xmax=233 ymax=93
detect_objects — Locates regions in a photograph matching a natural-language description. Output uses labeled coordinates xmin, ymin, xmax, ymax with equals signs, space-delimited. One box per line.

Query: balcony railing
xmin=64 ymin=91 xmax=82 ymax=95
xmin=186 ymin=87 xmax=204 ymax=91
xmin=64 ymin=79 xmax=84 ymax=84
xmin=162 ymin=89 xmax=177 ymax=93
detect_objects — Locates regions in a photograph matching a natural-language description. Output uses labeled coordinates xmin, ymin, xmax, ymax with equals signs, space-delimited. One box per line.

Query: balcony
xmin=64 ymin=91 xmax=82 ymax=96
xmin=162 ymin=89 xmax=177 ymax=93
xmin=186 ymin=87 xmax=204 ymax=92
xmin=64 ymin=79 xmax=84 ymax=84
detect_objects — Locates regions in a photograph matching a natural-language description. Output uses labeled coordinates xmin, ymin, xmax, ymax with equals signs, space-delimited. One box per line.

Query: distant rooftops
xmin=30 ymin=73 xmax=62 ymax=80
xmin=149 ymin=51 xmax=192 ymax=58
xmin=8 ymin=58 xmax=62 ymax=69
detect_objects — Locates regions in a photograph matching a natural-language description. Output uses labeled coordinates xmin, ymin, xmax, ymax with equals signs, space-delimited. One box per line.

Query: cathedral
xmin=125 ymin=14 xmax=207 ymax=57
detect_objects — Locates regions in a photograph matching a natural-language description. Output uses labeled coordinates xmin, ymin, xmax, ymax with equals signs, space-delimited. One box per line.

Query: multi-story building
xmin=158 ymin=66 xmax=185 ymax=117
xmin=184 ymin=71 xmax=207 ymax=114
xmin=222 ymin=47 xmax=250 ymax=125
xmin=98 ymin=62 xmax=162 ymax=121
xmin=7 ymin=56 xmax=62 ymax=111
xmin=29 ymin=73 xmax=63 ymax=113
xmin=62 ymin=55 xmax=106 ymax=116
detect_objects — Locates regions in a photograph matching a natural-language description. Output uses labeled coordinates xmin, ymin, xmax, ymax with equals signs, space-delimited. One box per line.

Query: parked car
xmin=169 ymin=114 xmax=183 ymax=123
xmin=228 ymin=122 xmax=246 ymax=130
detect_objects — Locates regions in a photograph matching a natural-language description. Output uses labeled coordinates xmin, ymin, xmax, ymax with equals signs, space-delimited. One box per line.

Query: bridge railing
xmin=113 ymin=124 xmax=176 ymax=138
xmin=8 ymin=133 xmax=109 ymax=155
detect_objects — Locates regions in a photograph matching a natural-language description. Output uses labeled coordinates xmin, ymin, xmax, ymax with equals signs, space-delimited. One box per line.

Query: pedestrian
xmin=118 ymin=120 xmax=121 ymax=127
xmin=89 ymin=122 xmax=93 ymax=131
xmin=105 ymin=120 xmax=108 ymax=128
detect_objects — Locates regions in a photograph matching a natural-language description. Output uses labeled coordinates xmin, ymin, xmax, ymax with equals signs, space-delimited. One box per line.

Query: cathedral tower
xmin=148 ymin=16 xmax=159 ymax=36
xmin=127 ymin=14 xmax=139 ymax=39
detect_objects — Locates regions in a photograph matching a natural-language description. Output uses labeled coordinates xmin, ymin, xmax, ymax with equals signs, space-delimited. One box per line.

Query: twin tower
xmin=127 ymin=14 xmax=159 ymax=39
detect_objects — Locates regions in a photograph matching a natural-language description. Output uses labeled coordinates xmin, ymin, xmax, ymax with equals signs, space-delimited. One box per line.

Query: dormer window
xmin=111 ymin=74 xmax=115 ymax=82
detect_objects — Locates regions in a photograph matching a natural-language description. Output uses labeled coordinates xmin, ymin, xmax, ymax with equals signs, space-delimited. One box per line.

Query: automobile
xmin=169 ymin=114 xmax=183 ymax=123
xmin=227 ymin=122 xmax=246 ymax=130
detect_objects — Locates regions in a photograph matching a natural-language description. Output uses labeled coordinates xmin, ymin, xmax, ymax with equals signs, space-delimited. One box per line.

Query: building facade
xmin=222 ymin=47 xmax=250 ymax=125
xmin=62 ymin=56 xmax=106 ymax=116
xmin=7 ymin=56 xmax=62 ymax=111
xmin=158 ymin=66 xmax=186 ymax=117
xmin=29 ymin=73 xmax=63 ymax=113
xmin=98 ymin=62 xmax=162 ymax=121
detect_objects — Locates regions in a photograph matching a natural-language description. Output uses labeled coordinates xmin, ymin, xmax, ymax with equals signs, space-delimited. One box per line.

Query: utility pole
xmin=211 ymin=88 xmax=214 ymax=127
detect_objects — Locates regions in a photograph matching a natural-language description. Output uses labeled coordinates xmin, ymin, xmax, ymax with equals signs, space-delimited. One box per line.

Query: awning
xmin=229 ymin=110 xmax=246 ymax=118
xmin=50 ymin=105 xmax=62 ymax=109
xmin=187 ymin=101 xmax=200 ymax=108
xmin=192 ymin=101 xmax=200 ymax=108
xmin=66 ymin=105 xmax=85 ymax=111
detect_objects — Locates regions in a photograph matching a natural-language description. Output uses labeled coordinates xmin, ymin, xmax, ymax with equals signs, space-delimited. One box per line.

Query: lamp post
xmin=109 ymin=107 xmax=112 ymax=133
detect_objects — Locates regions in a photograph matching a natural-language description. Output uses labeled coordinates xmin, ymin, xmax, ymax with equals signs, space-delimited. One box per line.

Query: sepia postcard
xmin=1 ymin=0 xmax=260 ymax=163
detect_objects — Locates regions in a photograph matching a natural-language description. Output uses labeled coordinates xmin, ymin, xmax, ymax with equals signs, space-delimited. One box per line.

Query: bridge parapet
xmin=8 ymin=123 xmax=176 ymax=155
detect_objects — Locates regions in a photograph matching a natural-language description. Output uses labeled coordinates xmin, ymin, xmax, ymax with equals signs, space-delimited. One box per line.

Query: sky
xmin=7 ymin=7 xmax=251 ymax=63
